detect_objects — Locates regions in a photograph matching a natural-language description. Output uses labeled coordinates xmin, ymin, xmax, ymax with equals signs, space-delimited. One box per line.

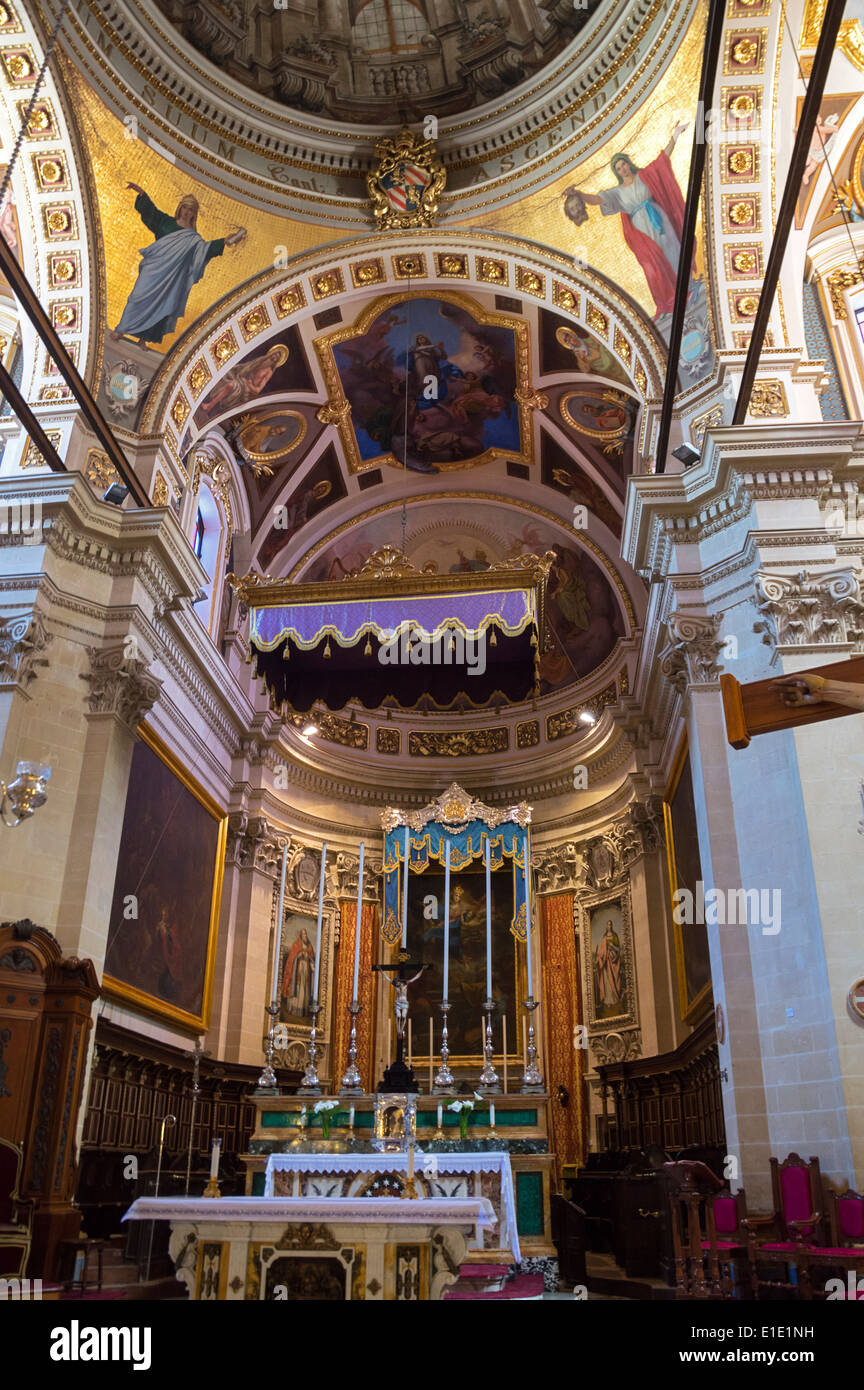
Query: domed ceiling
xmin=155 ymin=0 xmax=604 ymax=124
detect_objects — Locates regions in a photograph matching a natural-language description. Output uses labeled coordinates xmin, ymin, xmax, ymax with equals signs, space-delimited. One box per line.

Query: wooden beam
xmin=0 ymin=233 xmax=150 ymax=506
xmin=654 ymin=0 xmax=727 ymax=473
xmin=0 ymin=355 xmax=67 ymax=472
xmin=732 ymin=0 xmax=849 ymax=425
xmin=721 ymin=656 xmax=864 ymax=748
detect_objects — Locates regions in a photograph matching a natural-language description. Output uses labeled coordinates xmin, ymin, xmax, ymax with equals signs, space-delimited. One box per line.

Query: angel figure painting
xmin=111 ymin=184 xmax=247 ymax=345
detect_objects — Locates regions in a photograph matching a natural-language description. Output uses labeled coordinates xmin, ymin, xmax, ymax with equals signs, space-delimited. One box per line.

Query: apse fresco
xmin=327 ymin=297 xmax=521 ymax=472
xmin=540 ymin=309 xmax=630 ymax=385
xmin=193 ymin=326 xmax=314 ymax=429
xmin=256 ymin=444 xmax=346 ymax=571
xmin=300 ymin=501 xmax=626 ymax=693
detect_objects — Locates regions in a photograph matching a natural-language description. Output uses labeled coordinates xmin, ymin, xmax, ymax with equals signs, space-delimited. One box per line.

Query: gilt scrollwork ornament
xmin=366 ymin=126 xmax=446 ymax=231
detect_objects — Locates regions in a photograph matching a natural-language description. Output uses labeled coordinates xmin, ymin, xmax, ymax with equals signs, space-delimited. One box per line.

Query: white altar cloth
xmin=263 ymin=1150 xmax=520 ymax=1261
xmin=123 ymin=1195 xmax=495 ymax=1231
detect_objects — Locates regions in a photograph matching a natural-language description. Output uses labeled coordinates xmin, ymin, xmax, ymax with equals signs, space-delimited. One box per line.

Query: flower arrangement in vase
xmin=447 ymin=1098 xmax=474 ymax=1141
xmin=313 ymin=1099 xmax=339 ymax=1140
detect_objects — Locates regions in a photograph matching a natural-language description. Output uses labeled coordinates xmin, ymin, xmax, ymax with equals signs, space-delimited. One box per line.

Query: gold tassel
xmin=323 ymin=639 xmax=331 ymax=659
xmin=449 ymin=629 xmax=456 ymax=652
xmin=489 ymin=628 xmax=497 ymax=647
xmin=364 ymin=634 xmax=372 ymax=656
xmin=530 ymin=630 xmax=538 ymax=648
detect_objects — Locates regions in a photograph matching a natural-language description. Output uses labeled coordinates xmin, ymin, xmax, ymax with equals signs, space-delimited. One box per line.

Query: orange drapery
xmin=542 ymin=891 xmax=586 ymax=1183
xmin=333 ymin=901 xmax=378 ymax=1090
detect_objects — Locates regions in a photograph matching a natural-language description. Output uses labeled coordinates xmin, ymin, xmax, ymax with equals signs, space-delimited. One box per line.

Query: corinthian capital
xmin=658 ymin=613 xmax=724 ymax=693
xmin=81 ymin=644 xmax=162 ymax=728
xmin=754 ymin=569 xmax=864 ymax=652
xmin=0 ymin=612 xmax=52 ymax=691
xmin=226 ymin=813 xmax=290 ymax=876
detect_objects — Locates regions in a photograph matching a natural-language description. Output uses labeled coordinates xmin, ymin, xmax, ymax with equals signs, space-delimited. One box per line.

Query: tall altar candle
xmin=209 ymin=1138 xmax=221 ymax=1180
xmin=484 ymin=838 xmax=492 ymax=1001
xmin=523 ymin=833 xmax=533 ymax=998
xmin=442 ymin=838 xmax=451 ymax=1001
xmin=349 ymin=1106 xmax=355 ymax=1130
xmin=271 ymin=843 xmax=289 ymax=1003
xmin=437 ymin=1103 xmax=443 ymax=1129
xmin=429 ymin=1018 xmax=434 ymax=1091
xmin=502 ymin=1018 xmax=508 ymax=1093
xmin=352 ymin=842 xmax=365 ymax=1003
xmin=489 ymin=1102 xmax=496 ymax=1130
xmin=312 ymin=841 xmax=327 ymax=1004
xmin=401 ymin=825 xmax=410 ymax=949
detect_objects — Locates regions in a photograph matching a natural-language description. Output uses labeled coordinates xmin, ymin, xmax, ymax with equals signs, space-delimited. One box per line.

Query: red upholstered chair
xmin=797 ymin=1189 xmax=864 ymax=1301
xmin=744 ymin=1153 xmax=826 ymax=1299
xmin=0 ymin=1138 xmax=34 ymax=1279
xmin=702 ymin=1189 xmax=749 ymax=1298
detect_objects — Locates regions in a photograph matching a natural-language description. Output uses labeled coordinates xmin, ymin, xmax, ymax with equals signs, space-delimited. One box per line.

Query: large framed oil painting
xmin=103 ymin=725 xmax=227 ymax=1031
xmin=580 ymin=886 xmax=637 ymax=1029
xmin=315 ymin=291 xmax=533 ymax=475
xmin=664 ymin=737 xmax=713 ymax=1024
xmin=402 ymin=867 xmax=518 ymax=1059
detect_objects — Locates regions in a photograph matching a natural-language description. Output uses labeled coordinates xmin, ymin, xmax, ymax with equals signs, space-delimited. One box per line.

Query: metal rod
xmin=731 ymin=0 xmax=850 ymax=425
xmin=0 ymin=232 xmax=149 ymax=505
xmin=654 ymin=0 xmax=728 ymax=473
xmin=0 ymin=356 xmax=66 ymax=472
xmin=144 ymin=1113 xmax=175 ymax=1285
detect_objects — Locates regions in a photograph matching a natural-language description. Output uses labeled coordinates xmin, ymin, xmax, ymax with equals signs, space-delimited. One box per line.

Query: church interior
xmin=1 ymin=0 xmax=864 ymax=1330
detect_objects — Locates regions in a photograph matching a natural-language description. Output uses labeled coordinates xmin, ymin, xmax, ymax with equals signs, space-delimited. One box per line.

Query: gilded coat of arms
xmin=366 ymin=127 xmax=446 ymax=231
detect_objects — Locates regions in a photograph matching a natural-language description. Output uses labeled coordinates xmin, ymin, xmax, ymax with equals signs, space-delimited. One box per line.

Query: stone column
xmin=55 ymin=645 xmax=162 ymax=971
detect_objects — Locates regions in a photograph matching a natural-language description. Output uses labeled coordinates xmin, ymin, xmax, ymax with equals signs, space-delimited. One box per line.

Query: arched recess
xmin=0 ymin=1 xmax=102 ymax=469
xmin=140 ymin=228 xmax=668 ymax=454
xmin=185 ymin=433 xmax=250 ymax=645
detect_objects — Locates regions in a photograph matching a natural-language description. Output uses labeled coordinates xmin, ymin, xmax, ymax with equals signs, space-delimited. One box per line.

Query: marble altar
xmin=122 ymin=1195 xmax=496 ymax=1301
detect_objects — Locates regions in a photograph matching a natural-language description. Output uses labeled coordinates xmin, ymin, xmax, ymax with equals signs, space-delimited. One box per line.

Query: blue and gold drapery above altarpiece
xmin=380 ymin=782 xmax=533 ymax=944
xmin=228 ymin=547 xmax=555 ymax=712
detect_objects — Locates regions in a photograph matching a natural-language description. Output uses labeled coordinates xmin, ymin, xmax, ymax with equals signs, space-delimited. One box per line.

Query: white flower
xmin=463 ymin=1100 xmax=474 ymax=1112
xmin=447 ymin=1100 xmax=464 ymax=1113
xmin=313 ymin=1099 xmax=338 ymax=1114
xmin=473 ymin=1091 xmax=484 ymax=1103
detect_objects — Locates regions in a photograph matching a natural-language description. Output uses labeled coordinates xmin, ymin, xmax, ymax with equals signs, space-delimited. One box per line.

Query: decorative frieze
xmin=590 ymin=1029 xmax=643 ymax=1067
xmin=81 ymin=644 xmax=162 ymax=729
xmin=534 ymin=798 xmax=664 ymax=894
xmin=754 ymin=569 xmax=864 ymax=651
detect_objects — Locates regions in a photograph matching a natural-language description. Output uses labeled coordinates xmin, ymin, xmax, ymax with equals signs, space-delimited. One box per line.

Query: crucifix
xmin=721 ymin=657 xmax=864 ymax=748
xmin=373 ymin=951 xmax=429 ymax=1094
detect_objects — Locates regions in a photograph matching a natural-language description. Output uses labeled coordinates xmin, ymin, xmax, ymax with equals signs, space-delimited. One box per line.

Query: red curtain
xmin=542 ymin=891 xmax=587 ymax=1183
xmin=333 ymin=901 xmax=378 ymax=1091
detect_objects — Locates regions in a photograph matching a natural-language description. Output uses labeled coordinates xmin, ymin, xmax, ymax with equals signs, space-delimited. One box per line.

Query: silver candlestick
xmin=478 ymin=999 xmax=501 ymax=1092
xmin=256 ymin=1002 xmax=281 ymax=1093
xmin=339 ymin=1001 xmax=364 ymax=1094
xmin=298 ymin=1002 xmax=322 ymax=1095
xmin=520 ymin=996 xmax=544 ymax=1093
xmin=433 ymin=1001 xmax=455 ymax=1094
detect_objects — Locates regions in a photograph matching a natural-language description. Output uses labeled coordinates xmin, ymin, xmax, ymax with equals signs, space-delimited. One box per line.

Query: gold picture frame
xmin=102 ymin=722 xmax=227 ymax=1032
xmin=313 ymin=289 xmax=537 ymax=475
xmin=663 ymin=734 xmax=713 ymax=1025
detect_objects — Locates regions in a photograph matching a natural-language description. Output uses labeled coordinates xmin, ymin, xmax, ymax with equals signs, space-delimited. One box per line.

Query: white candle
xmin=299 ymin=1105 xmax=307 ymax=1129
xmin=271 ymin=843 xmax=289 ymax=1002
xmin=442 ymin=839 xmax=451 ymax=1001
xmin=437 ymin=1103 xmax=443 ymax=1129
xmin=485 ymin=837 xmax=492 ymax=1001
xmin=352 ymin=842 xmax=365 ymax=1002
xmin=209 ymin=1138 xmax=221 ymax=1179
xmin=407 ymin=1019 xmax=412 ymax=1069
xmin=523 ymin=833 xmax=533 ymax=998
xmin=502 ymin=1017 xmax=508 ymax=1093
xmin=490 ymin=1102 xmax=496 ymax=1129
xmin=401 ymin=824 xmax=410 ymax=949
xmin=408 ymin=1139 xmax=415 ymax=1181
xmin=522 ymin=1017 xmax=528 ymax=1067
xmin=311 ymin=842 xmax=327 ymax=1003
xmin=429 ymin=1018 xmax=434 ymax=1091
xmin=349 ymin=1106 xmax=355 ymax=1130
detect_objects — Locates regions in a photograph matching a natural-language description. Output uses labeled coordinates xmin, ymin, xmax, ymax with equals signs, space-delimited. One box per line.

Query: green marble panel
xmin=515 ymin=1170 xmax=544 ymax=1237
